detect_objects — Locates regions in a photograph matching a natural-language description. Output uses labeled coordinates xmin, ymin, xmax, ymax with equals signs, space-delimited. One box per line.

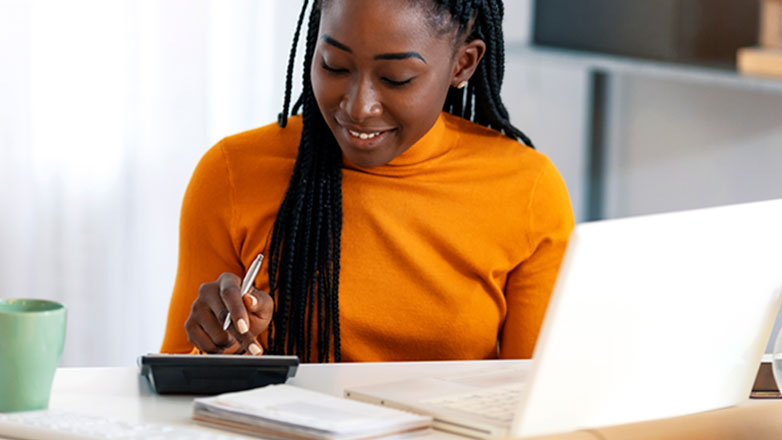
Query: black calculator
xmin=138 ymin=353 xmax=299 ymax=395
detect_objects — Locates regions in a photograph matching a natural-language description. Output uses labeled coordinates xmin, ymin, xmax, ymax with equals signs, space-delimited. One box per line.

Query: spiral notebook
xmin=193 ymin=384 xmax=432 ymax=440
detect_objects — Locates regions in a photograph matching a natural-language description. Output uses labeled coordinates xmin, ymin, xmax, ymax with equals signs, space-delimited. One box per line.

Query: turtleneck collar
xmin=342 ymin=112 xmax=453 ymax=177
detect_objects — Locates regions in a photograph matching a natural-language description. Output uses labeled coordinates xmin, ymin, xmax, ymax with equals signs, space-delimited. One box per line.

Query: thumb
xmin=244 ymin=288 xmax=274 ymax=339
xmin=243 ymin=288 xmax=273 ymax=316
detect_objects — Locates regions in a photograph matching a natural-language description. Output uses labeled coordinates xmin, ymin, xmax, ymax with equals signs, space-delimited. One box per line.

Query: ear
xmin=450 ymin=39 xmax=486 ymax=88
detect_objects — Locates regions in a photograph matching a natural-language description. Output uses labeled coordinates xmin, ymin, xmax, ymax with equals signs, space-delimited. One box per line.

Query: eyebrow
xmin=320 ymin=35 xmax=427 ymax=64
xmin=322 ymin=35 xmax=352 ymax=53
xmin=375 ymin=52 xmax=427 ymax=64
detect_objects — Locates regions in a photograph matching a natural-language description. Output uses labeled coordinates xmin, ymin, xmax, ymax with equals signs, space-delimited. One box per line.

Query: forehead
xmin=319 ymin=0 xmax=450 ymax=55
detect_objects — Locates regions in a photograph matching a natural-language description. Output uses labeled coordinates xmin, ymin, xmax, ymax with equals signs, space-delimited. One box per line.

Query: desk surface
xmin=43 ymin=360 xmax=782 ymax=440
xmin=48 ymin=359 xmax=527 ymax=439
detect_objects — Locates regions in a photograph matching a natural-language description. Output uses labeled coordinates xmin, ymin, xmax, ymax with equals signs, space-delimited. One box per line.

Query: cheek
xmin=310 ymin=65 xmax=336 ymax=114
xmin=395 ymin=79 xmax=449 ymax=128
xmin=310 ymin=65 xmax=324 ymax=103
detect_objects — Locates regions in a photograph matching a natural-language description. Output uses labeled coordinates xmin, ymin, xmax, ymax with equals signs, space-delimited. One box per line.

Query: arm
xmin=160 ymin=142 xmax=243 ymax=353
xmin=500 ymin=161 xmax=575 ymax=358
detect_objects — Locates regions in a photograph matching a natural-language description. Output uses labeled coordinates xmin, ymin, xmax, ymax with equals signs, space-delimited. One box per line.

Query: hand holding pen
xmin=184 ymin=253 xmax=275 ymax=355
xmin=223 ymin=253 xmax=264 ymax=331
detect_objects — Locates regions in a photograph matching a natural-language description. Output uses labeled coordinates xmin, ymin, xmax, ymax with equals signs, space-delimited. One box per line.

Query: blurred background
xmin=1 ymin=0 xmax=781 ymax=367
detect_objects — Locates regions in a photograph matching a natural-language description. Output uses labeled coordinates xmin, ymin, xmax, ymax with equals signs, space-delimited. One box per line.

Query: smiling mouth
xmin=347 ymin=129 xmax=387 ymax=140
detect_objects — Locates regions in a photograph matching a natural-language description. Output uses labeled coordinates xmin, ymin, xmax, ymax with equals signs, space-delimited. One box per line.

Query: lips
xmin=336 ymin=117 xmax=395 ymax=140
xmin=341 ymin=126 xmax=394 ymax=150
xmin=340 ymin=123 xmax=396 ymax=151
xmin=347 ymin=129 xmax=384 ymax=140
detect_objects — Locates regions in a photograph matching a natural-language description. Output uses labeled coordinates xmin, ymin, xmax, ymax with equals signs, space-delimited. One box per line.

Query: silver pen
xmin=223 ymin=253 xmax=264 ymax=331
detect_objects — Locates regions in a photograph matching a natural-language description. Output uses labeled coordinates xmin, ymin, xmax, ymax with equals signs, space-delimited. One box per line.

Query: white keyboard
xmin=423 ymin=384 xmax=525 ymax=424
xmin=0 ymin=410 xmax=245 ymax=440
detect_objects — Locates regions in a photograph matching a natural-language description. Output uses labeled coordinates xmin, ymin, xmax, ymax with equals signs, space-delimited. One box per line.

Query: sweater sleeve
xmin=500 ymin=160 xmax=575 ymax=359
xmin=160 ymin=141 xmax=243 ymax=353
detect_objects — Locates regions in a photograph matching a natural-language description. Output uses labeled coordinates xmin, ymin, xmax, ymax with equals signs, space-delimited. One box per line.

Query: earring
xmin=456 ymin=81 xmax=468 ymax=89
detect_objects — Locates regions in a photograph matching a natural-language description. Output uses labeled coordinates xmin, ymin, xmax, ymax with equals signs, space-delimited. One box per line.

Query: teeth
xmin=348 ymin=129 xmax=382 ymax=140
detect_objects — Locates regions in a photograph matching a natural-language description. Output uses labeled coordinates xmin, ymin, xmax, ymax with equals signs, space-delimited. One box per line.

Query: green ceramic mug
xmin=0 ymin=299 xmax=67 ymax=412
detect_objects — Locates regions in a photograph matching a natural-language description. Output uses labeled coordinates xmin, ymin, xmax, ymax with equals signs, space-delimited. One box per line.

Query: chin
xmin=343 ymin=151 xmax=389 ymax=169
xmin=338 ymin=136 xmax=400 ymax=169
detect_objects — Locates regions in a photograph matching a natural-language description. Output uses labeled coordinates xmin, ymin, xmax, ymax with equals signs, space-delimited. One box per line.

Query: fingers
xmin=244 ymin=288 xmax=274 ymax=317
xmin=220 ymin=339 xmax=243 ymax=355
xmin=186 ymin=323 xmax=221 ymax=353
xmin=217 ymin=273 xmax=250 ymax=335
xmin=185 ymin=273 xmax=272 ymax=355
xmin=232 ymin=288 xmax=272 ymax=356
xmin=185 ymin=305 xmax=235 ymax=353
xmin=213 ymin=274 xmax=264 ymax=354
xmin=245 ymin=288 xmax=274 ymax=328
xmin=186 ymin=279 xmax=237 ymax=353
xmin=246 ymin=339 xmax=264 ymax=356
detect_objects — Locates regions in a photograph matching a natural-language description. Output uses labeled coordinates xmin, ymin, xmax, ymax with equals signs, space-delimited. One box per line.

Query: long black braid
xmin=269 ymin=0 xmax=531 ymax=363
xmin=269 ymin=1 xmax=341 ymax=362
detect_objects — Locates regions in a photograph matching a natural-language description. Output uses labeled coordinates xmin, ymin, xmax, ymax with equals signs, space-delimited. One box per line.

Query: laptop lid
xmin=512 ymin=199 xmax=782 ymax=437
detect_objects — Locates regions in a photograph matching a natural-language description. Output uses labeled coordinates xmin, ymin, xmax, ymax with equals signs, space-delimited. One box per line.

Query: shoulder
xmin=216 ymin=116 xmax=302 ymax=162
xmin=186 ymin=117 xmax=301 ymax=208
xmin=442 ymin=113 xmax=572 ymax=221
xmin=192 ymin=116 xmax=302 ymax=185
xmin=442 ymin=112 xmax=559 ymax=178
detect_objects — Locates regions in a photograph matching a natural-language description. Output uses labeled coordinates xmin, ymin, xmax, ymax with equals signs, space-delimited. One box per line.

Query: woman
xmin=161 ymin=0 xmax=574 ymax=363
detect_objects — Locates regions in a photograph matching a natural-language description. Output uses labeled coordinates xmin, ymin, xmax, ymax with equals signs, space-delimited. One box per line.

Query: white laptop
xmin=345 ymin=199 xmax=782 ymax=438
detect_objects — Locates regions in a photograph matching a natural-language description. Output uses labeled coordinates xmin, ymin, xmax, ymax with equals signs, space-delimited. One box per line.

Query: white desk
xmin=35 ymin=361 xmax=782 ymax=440
xmin=46 ymin=359 xmax=529 ymax=439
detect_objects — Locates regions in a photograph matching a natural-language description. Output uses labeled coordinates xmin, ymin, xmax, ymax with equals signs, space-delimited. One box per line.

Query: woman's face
xmin=311 ymin=0 xmax=479 ymax=168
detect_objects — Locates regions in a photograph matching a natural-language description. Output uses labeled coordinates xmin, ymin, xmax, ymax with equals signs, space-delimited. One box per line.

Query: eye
xmin=321 ymin=60 xmax=348 ymax=75
xmin=382 ymin=77 xmax=414 ymax=88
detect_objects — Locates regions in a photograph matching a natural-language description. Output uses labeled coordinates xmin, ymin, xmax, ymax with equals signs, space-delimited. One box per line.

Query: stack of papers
xmin=193 ymin=384 xmax=432 ymax=440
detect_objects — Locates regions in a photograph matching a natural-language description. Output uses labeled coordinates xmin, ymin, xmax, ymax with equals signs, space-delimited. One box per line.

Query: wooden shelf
xmin=507 ymin=44 xmax=782 ymax=95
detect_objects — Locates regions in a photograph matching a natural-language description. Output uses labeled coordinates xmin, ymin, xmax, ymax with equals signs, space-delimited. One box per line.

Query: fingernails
xmin=237 ymin=319 xmax=249 ymax=334
xmin=244 ymin=294 xmax=257 ymax=308
xmin=248 ymin=343 xmax=262 ymax=355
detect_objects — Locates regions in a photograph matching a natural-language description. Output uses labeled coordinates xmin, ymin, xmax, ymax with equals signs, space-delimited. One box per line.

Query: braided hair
xmin=268 ymin=0 xmax=532 ymax=363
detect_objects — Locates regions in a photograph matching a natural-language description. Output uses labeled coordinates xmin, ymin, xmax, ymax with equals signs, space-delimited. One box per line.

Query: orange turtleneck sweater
xmin=161 ymin=112 xmax=574 ymax=361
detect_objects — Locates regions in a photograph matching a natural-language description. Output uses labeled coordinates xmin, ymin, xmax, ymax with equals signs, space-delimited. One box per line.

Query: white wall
xmin=604 ymin=76 xmax=782 ymax=218
xmin=0 ymin=1 xmax=306 ymax=367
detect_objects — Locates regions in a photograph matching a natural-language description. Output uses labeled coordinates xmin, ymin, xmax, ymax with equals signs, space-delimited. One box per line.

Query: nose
xmin=340 ymin=77 xmax=382 ymax=122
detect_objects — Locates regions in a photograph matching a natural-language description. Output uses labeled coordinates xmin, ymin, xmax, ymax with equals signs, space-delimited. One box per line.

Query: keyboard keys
xmin=0 ymin=410 xmax=244 ymax=440
xmin=423 ymin=384 xmax=524 ymax=423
